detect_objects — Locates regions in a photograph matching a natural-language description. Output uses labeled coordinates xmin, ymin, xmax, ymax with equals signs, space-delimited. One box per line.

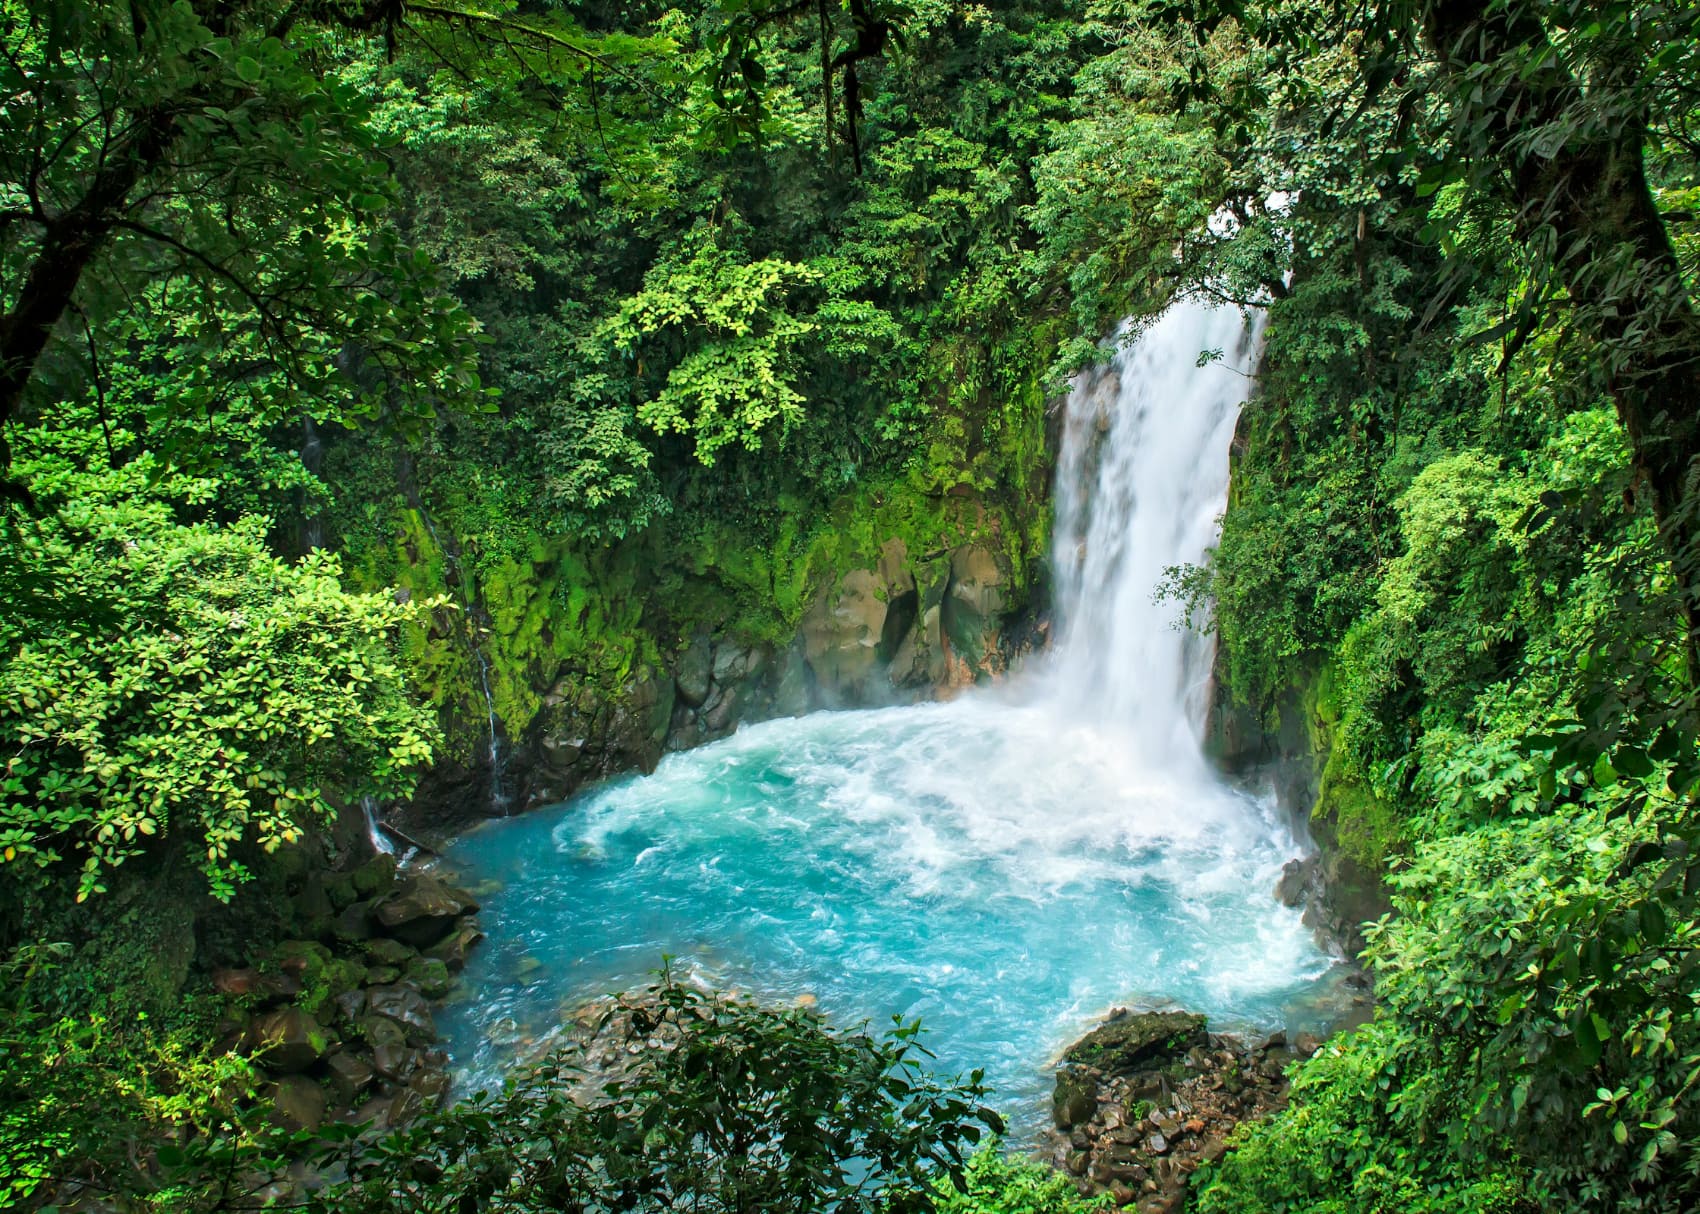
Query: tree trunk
xmin=0 ymin=107 xmax=177 ymax=440
xmin=1424 ymin=0 xmax=1700 ymax=677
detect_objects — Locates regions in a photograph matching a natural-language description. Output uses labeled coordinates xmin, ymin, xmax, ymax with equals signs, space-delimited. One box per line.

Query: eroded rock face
xmin=941 ymin=545 xmax=1008 ymax=686
xmin=404 ymin=514 xmax=1035 ymax=828
xmin=801 ymin=569 xmax=889 ymax=703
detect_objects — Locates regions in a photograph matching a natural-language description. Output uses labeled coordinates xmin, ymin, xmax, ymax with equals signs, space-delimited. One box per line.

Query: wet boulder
xmin=246 ymin=1008 xmax=332 ymax=1074
xmin=367 ymin=983 xmax=436 ymax=1044
xmin=425 ymin=923 xmax=485 ymax=972
xmin=675 ymin=634 xmax=713 ymax=708
xmin=269 ymin=1075 xmax=327 ymax=1132
xmin=374 ymin=875 xmax=479 ymax=948
xmin=324 ymin=1050 xmax=375 ymax=1104
xmin=1063 ymin=1009 xmax=1208 ymax=1073
xmin=1053 ymin=1069 xmax=1097 ymax=1129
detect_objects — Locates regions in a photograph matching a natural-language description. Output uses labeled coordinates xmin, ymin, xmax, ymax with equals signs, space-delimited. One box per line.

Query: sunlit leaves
xmin=0 ymin=453 xmax=441 ymax=900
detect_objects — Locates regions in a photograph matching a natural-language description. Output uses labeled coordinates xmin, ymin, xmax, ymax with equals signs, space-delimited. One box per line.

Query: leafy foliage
xmin=0 ymin=429 xmax=439 ymax=900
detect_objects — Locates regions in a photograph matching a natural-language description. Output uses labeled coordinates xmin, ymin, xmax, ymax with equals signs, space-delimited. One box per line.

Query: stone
xmin=1064 ymin=1149 xmax=1088 ymax=1176
xmin=213 ymin=968 xmax=261 ymax=996
xmin=333 ymin=988 xmax=367 ymax=1024
xmin=1294 ymin=1031 xmax=1322 ymax=1057
xmin=360 ymin=1014 xmax=407 ymax=1050
xmin=801 ymin=570 xmax=887 ymax=702
xmin=425 ymin=923 xmax=485 ymax=972
xmin=364 ymin=936 xmax=414 ymax=967
xmin=272 ymin=940 xmax=332 ymax=978
xmin=773 ymin=647 xmax=814 ymax=716
xmin=371 ymin=1043 xmax=419 ymax=1082
xmin=703 ymin=685 xmax=740 ymax=731
xmin=711 ymin=639 xmax=752 ymax=684
xmin=405 ymin=956 xmax=454 ymax=999
xmin=253 ymin=971 xmax=305 ymax=1004
xmin=675 ymin=634 xmax=713 ymax=708
xmin=374 ymin=875 xmax=479 ymax=948
xmin=368 ymin=983 xmax=436 ymax=1043
xmin=1273 ymin=857 xmax=1313 ymax=908
xmin=1064 ymin=1011 xmax=1209 ymax=1073
xmin=351 ymin=854 xmax=397 ymax=898
xmin=325 ymin=874 xmax=359 ymax=911
xmin=246 ymin=1008 xmax=330 ymax=1074
xmin=324 ymin=1051 xmax=374 ymax=1103
xmin=270 ymin=1075 xmax=326 ymax=1132
xmin=365 ymin=965 xmax=401 ymax=985
xmin=332 ymin=902 xmax=373 ymax=942
xmin=409 ymin=1068 xmax=452 ymax=1105
xmin=383 ymin=1088 xmax=424 ymax=1130
xmin=1146 ymin=1133 xmax=1169 ymax=1155
xmin=940 ymin=545 xmax=1007 ymax=683
xmin=1053 ymin=1070 xmax=1098 ymax=1129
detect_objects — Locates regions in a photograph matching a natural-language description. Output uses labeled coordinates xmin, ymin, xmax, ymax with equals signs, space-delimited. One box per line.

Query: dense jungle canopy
xmin=4 ymin=0 xmax=1700 ymax=1210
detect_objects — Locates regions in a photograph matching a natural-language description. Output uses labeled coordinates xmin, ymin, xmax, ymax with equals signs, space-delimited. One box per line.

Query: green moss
xmin=1305 ymin=663 xmax=1406 ymax=870
xmin=334 ymin=313 xmax=1061 ymax=766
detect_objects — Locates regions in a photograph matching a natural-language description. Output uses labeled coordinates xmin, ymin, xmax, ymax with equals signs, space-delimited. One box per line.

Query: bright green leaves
xmin=603 ymin=234 xmax=822 ymax=466
xmin=0 ymin=456 xmax=441 ymax=901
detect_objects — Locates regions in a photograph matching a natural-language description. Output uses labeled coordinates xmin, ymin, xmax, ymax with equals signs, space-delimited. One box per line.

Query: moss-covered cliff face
xmin=330 ymin=346 xmax=1057 ymax=831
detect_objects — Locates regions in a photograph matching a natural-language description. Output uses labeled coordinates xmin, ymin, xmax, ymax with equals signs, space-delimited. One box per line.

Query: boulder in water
xmin=367 ymin=983 xmax=436 ymax=1043
xmin=1063 ymin=1010 xmax=1207 ymax=1072
xmin=374 ymin=875 xmax=479 ymax=947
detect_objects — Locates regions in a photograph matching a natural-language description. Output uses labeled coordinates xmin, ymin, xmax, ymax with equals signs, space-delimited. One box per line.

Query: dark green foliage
xmin=135 ymin=974 xmax=1004 ymax=1214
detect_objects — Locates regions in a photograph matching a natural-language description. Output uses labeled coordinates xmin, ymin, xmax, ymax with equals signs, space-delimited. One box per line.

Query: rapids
xmin=437 ymin=300 xmax=1345 ymax=1132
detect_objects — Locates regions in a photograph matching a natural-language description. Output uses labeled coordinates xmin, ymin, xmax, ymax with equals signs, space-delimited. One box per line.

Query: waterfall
xmin=1044 ymin=301 xmax=1264 ymax=761
xmin=361 ymin=795 xmax=398 ymax=856
xmin=437 ymin=298 xmax=1336 ymax=1133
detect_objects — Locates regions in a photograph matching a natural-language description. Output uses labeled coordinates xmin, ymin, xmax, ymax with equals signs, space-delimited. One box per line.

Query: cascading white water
xmin=438 ymin=299 xmax=1336 ymax=1131
xmin=1044 ymin=302 xmax=1265 ymax=758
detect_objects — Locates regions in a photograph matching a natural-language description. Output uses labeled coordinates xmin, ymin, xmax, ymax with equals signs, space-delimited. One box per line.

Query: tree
xmin=1164 ymin=0 xmax=1700 ymax=675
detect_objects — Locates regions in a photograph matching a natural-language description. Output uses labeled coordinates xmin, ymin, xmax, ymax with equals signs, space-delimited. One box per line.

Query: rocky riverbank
xmin=213 ymin=855 xmax=484 ymax=1148
xmin=1047 ymin=1001 xmax=1371 ymax=1214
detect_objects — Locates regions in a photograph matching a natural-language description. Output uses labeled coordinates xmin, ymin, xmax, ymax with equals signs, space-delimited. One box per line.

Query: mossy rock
xmin=1053 ymin=1069 xmax=1098 ymax=1129
xmin=1063 ymin=1010 xmax=1208 ymax=1073
xmin=364 ymin=937 xmax=415 ymax=967
xmin=353 ymin=854 xmax=398 ymax=897
xmin=405 ymin=956 xmax=454 ymax=999
xmin=325 ymin=874 xmax=359 ymax=911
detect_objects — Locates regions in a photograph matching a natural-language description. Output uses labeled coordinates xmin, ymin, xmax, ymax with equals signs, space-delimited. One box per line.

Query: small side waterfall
xmin=1045 ymin=301 xmax=1265 ymax=762
xmin=437 ymin=298 xmax=1334 ymax=1133
xmin=414 ymin=506 xmax=511 ymax=815
xmin=362 ymin=795 xmax=398 ymax=856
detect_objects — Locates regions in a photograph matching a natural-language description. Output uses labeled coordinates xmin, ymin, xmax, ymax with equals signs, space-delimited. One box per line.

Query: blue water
xmin=436 ymin=691 xmax=1345 ymax=1134
xmin=437 ymin=299 xmax=1348 ymax=1133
